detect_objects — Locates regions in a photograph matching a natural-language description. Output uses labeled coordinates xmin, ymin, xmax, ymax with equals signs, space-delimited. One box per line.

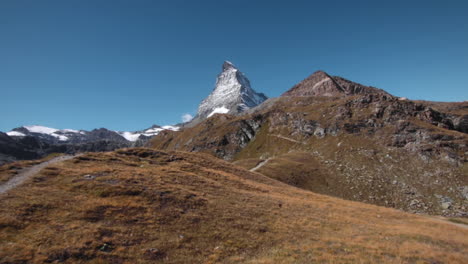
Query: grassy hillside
xmin=0 ymin=148 xmax=467 ymax=263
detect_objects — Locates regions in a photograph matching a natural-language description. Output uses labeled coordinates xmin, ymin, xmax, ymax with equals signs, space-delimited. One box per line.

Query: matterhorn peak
xmin=192 ymin=61 xmax=268 ymax=122
xmin=222 ymin=61 xmax=237 ymax=71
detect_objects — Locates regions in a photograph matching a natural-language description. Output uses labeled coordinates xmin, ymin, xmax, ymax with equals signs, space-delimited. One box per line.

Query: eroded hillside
xmin=151 ymin=95 xmax=468 ymax=215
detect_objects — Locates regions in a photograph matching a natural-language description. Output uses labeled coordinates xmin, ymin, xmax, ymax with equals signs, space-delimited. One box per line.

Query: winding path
xmin=250 ymin=158 xmax=272 ymax=172
xmin=0 ymin=155 xmax=76 ymax=195
xmin=426 ymin=216 xmax=468 ymax=230
xmin=270 ymin=134 xmax=306 ymax=145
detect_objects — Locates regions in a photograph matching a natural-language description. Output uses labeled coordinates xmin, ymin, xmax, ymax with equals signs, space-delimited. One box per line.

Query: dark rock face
xmin=211 ymin=118 xmax=263 ymax=160
xmin=282 ymin=70 xmax=391 ymax=97
xmin=86 ymin=128 xmax=128 ymax=143
xmin=0 ymin=133 xmax=41 ymax=165
xmin=152 ymin=114 xmax=265 ymax=161
xmin=453 ymin=115 xmax=468 ymax=133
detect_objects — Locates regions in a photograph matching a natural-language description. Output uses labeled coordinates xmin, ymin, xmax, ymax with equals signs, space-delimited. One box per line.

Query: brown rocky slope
xmin=151 ymin=71 xmax=468 ymax=216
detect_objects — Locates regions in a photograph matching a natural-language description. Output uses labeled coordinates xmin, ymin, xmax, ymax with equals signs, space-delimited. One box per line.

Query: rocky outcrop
xmin=85 ymin=128 xmax=128 ymax=143
xmin=453 ymin=115 xmax=468 ymax=133
xmin=0 ymin=133 xmax=40 ymax=165
xmin=153 ymin=114 xmax=265 ymax=160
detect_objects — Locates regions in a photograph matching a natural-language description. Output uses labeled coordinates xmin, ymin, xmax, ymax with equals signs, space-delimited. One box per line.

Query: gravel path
xmin=0 ymin=155 xmax=76 ymax=195
xmin=250 ymin=158 xmax=272 ymax=172
xmin=427 ymin=216 xmax=468 ymax=230
xmin=270 ymin=134 xmax=306 ymax=144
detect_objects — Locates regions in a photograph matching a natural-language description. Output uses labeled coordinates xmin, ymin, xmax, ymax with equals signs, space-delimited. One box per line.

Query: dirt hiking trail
xmin=0 ymin=155 xmax=76 ymax=195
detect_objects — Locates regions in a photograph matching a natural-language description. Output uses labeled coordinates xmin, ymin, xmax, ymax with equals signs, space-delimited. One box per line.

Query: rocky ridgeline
xmin=282 ymin=70 xmax=390 ymax=97
xmin=156 ymin=93 xmax=467 ymax=164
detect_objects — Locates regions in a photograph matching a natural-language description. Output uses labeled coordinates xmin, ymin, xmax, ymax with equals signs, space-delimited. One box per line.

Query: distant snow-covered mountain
xmin=7 ymin=125 xmax=87 ymax=143
xmin=7 ymin=125 xmax=179 ymax=143
xmin=1 ymin=124 xmax=179 ymax=165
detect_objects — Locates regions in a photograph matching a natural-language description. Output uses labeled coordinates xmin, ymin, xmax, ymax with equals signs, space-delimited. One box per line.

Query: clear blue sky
xmin=1 ymin=0 xmax=467 ymax=132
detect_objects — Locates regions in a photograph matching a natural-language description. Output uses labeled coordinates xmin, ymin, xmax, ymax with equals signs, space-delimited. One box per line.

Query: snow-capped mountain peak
xmin=222 ymin=61 xmax=236 ymax=71
xmin=194 ymin=61 xmax=267 ymax=121
xmin=8 ymin=125 xmax=85 ymax=141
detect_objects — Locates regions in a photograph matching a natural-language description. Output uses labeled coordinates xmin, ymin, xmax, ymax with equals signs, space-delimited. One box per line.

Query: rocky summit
xmin=282 ymin=70 xmax=390 ymax=97
xmin=192 ymin=61 xmax=267 ymax=123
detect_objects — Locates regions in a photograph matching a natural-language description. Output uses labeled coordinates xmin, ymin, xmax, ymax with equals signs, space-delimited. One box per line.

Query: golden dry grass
xmin=0 ymin=148 xmax=467 ymax=263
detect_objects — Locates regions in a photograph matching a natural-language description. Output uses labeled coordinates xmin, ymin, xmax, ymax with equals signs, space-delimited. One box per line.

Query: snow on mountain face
xmin=117 ymin=125 xmax=179 ymax=142
xmin=12 ymin=125 xmax=83 ymax=141
xmin=6 ymin=131 xmax=26 ymax=137
xmin=118 ymin=132 xmax=142 ymax=142
xmin=207 ymin=106 xmax=230 ymax=118
xmin=161 ymin=125 xmax=179 ymax=131
xmin=196 ymin=61 xmax=267 ymax=120
xmin=24 ymin=125 xmax=59 ymax=134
